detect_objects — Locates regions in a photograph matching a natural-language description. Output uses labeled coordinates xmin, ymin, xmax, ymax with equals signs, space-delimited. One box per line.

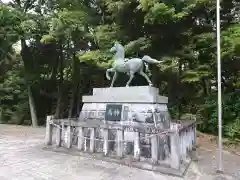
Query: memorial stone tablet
xmin=105 ymin=104 xmax=122 ymax=121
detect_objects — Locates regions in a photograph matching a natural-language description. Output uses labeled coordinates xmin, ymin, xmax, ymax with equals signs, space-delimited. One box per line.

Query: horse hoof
xmin=149 ymin=84 xmax=153 ymax=86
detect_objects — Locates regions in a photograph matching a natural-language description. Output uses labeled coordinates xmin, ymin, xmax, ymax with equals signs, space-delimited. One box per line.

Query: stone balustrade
xmin=44 ymin=115 xmax=196 ymax=176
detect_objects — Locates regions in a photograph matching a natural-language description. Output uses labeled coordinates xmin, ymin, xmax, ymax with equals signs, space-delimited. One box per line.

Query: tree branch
xmin=24 ymin=0 xmax=35 ymax=12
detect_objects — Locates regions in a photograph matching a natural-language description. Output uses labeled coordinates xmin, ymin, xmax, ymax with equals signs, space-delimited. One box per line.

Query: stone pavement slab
xmin=0 ymin=124 xmax=239 ymax=180
xmin=0 ymin=125 xmax=181 ymax=180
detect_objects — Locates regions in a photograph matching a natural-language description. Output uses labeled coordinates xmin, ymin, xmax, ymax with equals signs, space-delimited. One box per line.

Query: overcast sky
xmin=2 ymin=0 xmax=11 ymax=3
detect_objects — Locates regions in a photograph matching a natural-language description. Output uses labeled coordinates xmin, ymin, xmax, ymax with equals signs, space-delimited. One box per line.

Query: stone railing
xmin=44 ymin=116 xmax=196 ymax=176
xmin=172 ymin=121 xmax=197 ymax=165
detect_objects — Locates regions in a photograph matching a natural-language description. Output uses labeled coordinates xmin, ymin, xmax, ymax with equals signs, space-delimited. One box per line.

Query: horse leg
xmin=139 ymin=70 xmax=153 ymax=86
xmin=110 ymin=72 xmax=117 ymax=87
xmin=106 ymin=68 xmax=114 ymax=80
xmin=126 ymin=71 xmax=135 ymax=87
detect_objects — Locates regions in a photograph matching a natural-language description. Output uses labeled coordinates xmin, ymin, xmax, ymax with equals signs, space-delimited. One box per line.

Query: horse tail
xmin=106 ymin=68 xmax=112 ymax=80
xmin=142 ymin=55 xmax=163 ymax=64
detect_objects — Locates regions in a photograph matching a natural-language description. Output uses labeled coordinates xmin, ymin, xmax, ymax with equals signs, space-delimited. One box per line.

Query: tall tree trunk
xmin=55 ymin=43 xmax=64 ymax=118
xmin=0 ymin=108 xmax=3 ymax=124
xmin=76 ymin=83 xmax=82 ymax=115
xmin=28 ymin=86 xmax=38 ymax=127
xmin=68 ymin=84 xmax=79 ymax=118
xmin=178 ymin=61 xmax=183 ymax=120
xmin=21 ymin=39 xmax=38 ymax=127
xmin=50 ymin=58 xmax=59 ymax=81
xmin=68 ymin=53 xmax=79 ymax=118
xmin=68 ymin=83 xmax=76 ymax=118
xmin=203 ymin=78 xmax=211 ymax=97
xmin=55 ymin=92 xmax=63 ymax=118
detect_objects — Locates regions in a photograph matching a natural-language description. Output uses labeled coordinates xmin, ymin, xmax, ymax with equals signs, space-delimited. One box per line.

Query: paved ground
xmin=0 ymin=124 xmax=240 ymax=180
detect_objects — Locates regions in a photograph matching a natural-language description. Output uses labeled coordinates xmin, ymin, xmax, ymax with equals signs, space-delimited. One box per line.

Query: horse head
xmin=110 ymin=42 xmax=124 ymax=53
xmin=110 ymin=42 xmax=125 ymax=61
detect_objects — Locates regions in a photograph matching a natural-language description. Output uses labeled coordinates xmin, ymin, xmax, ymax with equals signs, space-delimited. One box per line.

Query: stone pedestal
xmin=79 ymin=86 xmax=170 ymax=128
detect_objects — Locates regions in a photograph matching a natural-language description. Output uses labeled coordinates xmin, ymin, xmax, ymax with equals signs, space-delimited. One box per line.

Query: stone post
xmin=90 ymin=128 xmax=96 ymax=153
xmin=45 ymin=115 xmax=54 ymax=145
xmin=84 ymin=136 xmax=88 ymax=152
xmin=66 ymin=125 xmax=72 ymax=148
xmin=103 ymin=128 xmax=109 ymax=155
xmin=55 ymin=121 xmax=62 ymax=147
xmin=117 ymin=129 xmax=124 ymax=158
xmin=151 ymin=135 xmax=159 ymax=164
xmin=191 ymin=125 xmax=194 ymax=147
xmin=182 ymin=130 xmax=187 ymax=161
xmin=170 ymin=131 xmax=180 ymax=169
xmin=134 ymin=132 xmax=140 ymax=160
xmin=158 ymin=136 xmax=165 ymax=160
xmin=188 ymin=127 xmax=193 ymax=151
xmin=178 ymin=131 xmax=182 ymax=161
xmin=193 ymin=124 xmax=197 ymax=147
xmin=191 ymin=124 xmax=198 ymax=161
xmin=186 ymin=129 xmax=189 ymax=153
xmin=77 ymin=127 xmax=84 ymax=150
xmin=61 ymin=122 xmax=65 ymax=146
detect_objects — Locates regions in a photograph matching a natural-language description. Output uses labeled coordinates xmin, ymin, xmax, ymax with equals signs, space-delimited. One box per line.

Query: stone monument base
xmin=79 ymin=86 xmax=171 ymax=129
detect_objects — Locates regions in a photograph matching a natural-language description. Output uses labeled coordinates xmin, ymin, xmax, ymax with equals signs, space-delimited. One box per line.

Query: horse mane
xmin=116 ymin=42 xmax=124 ymax=50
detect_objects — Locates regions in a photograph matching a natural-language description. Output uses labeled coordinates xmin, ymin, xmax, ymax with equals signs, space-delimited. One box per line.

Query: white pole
xmin=216 ymin=0 xmax=223 ymax=172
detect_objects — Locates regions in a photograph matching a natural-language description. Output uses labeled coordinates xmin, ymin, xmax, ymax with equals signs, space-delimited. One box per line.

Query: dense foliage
xmin=0 ymin=0 xmax=239 ymax=139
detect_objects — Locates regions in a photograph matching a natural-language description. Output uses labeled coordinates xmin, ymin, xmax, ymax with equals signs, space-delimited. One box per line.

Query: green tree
xmin=0 ymin=0 xmax=239 ymax=140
